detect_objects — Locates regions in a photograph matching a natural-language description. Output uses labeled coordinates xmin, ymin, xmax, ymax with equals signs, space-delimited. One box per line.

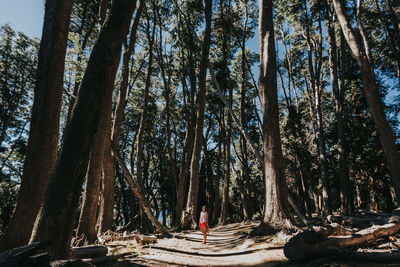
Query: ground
xmin=98 ymin=222 xmax=400 ymax=267
xmin=101 ymin=222 xmax=294 ymax=266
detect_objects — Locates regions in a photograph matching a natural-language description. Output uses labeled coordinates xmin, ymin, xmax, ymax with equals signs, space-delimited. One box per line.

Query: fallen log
xmin=0 ymin=241 xmax=50 ymax=267
xmin=284 ymin=220 xmax=400 ymax=261
xmin=50 ymin=259 xmax=93 ymax=267
xmin=69 ymin=245 xmax=107 ymax=259
xmin=327 ymin=214 xmax=400 ymax=228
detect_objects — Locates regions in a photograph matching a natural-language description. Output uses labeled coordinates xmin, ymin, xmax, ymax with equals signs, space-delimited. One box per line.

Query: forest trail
xmin=118 ymin=222 xmax=294 ymax=266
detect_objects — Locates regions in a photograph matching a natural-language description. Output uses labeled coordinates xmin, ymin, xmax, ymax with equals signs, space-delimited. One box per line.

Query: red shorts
xmin=200 ymin=222 xmax=209 ymax=232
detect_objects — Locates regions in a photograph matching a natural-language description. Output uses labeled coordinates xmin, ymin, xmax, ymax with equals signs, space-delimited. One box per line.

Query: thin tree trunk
xmin=303 ymin=3 xmax=330 ymax=215
xmin=257 ymin=0 xmax=292 ymax=230
xmin=212 ymin=124 xmax=223 ymax=226
xmin=333 ymin=0 xmax=400 ymax=199
xmin=134 ymin=8 xmax=156 ymax=234
xmin=157 ymin=9 xmax=178 ymax=221
xmin=0 ymin=0 xmax=74 ymax=252
xmin=326 ymin=0 xmax=353 ymax=214
xmin=112 ymin=145 xmax=171 ymax=237
xmin=29 ymin=0 xmax=135 ymax=259
xmin=180 ymin=0 xmax=212 ymax=230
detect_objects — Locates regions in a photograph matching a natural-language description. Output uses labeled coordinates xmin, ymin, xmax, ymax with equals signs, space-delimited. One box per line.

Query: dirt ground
xmin=99 ymin=222 xmax=400 ymax=267
xmin=103 ymin=222 xmax=294 ymax=266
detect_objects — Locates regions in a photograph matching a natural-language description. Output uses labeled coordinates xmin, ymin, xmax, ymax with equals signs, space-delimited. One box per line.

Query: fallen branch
xmin=284 ymin=219 xmax=400 ymax=261
xmin=327 ymin=214 xmax=400 ymax=228
xmin=0 ymin=241 xmax=50 ymax=267
xmin=111 ymin=143 xmax=171 ymax=237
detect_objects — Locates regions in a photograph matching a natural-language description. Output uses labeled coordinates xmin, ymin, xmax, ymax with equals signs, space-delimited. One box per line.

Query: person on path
xmin=199 ymin=205 xmax=209 ymax=244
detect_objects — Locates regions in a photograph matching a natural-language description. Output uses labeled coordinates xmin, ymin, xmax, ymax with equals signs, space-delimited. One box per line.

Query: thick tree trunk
xmin=29 ymin=0 xmax=135 ymax=259
xmin=326 ymin=1 xmax=353 ymax=214
xmin=180 ymin=0 xmax=212 ymax=230
xmin=97 ymin=0 xmax=144 ymax=234
xmin=0 ymin=0 xmax=74 ymax=252
xmin=257 ymin=0 xmax=292 ymax=230
xmin=175 ymin=46 xmax=198 ymax=225
xmin=333 ymin=0 xmax=400 ymax=199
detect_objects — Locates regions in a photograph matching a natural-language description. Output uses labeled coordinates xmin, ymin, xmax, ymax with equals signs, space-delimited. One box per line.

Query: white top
xmin=200 ymin=211 xmax=207 ymax=223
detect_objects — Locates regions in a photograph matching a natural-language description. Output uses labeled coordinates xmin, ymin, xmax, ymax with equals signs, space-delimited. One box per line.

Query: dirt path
xmin=121 ymin=222 xmax=295 ymax=266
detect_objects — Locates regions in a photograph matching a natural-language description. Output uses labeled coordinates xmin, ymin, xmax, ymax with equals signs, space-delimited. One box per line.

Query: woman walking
xmin=199 ymin=205 xmax=209 ymax=244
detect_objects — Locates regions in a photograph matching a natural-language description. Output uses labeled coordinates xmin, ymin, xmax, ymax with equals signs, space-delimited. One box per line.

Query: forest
xmin=0 ymin=0 xmax=400 ymax=266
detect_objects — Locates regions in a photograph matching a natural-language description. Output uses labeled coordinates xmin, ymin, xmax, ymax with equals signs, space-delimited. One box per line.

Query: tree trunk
xmin=240 ymin=36 xmax=251 ymax=222
xmin=220 ymin=0 xmax=233 ymax=226
xmin=133 ymin=9 xmax=156 ymax=234
xmin=112 ymin=145 xmax=171 ymax=237
xmin=212 ymin=126 xmax=223 ymax=226
xmin=96 ymin=0 xmax=144 ymax=234
xmin=157 ymin=9 xmax=179 ymax=221
xmin=180 ymin=0 xmax=212 ymax=230
xmin=29 ymin=0 xmax=135 ymax=259
xmin=0 ymin=0 xmax=74 ymax=252
xmin=390 ymin=0 xmax=400 ymax=32
xmin=333 ymin=0 xmax=400 ymax=199
xmin=175 ymin=46 xmax=197 ymax=225
xmin=303 ymin=4 xmax=330 ymax=215
xmin=257 ymin=0 xmax=292 ymax=230
xmin=326 ymin=1 xmax=353 ymax=214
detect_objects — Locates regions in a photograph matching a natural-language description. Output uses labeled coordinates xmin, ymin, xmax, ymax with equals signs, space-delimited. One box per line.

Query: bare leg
xmin=203 ymin=231 xmax=207 ymax=244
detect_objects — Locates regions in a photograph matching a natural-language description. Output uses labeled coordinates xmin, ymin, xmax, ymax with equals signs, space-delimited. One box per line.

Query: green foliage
xmin=0 ymin=24 xmax=38 ymax=230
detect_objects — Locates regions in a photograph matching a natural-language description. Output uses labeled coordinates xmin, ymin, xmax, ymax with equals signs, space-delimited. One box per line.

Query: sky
xmin=0 ymin=0 xmax=44 ymax=38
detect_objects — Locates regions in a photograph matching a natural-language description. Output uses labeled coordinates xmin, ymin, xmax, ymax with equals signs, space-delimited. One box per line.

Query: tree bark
xmin=134 ymin=8 xmax=156 ymax=233
xmin=96 ymin=0 xmax=144 ymax=235
xmin=239 ymin=27 xmax=251 ymax=221
xmin=284 ymin=219 xmax=400 ymax=261
xmin=112 ymin=145 xmax=171 ymax=237
xmin=0 ymin=0 xmax=74 ymax=252
xmin=180 ymin=0 xmax=212 ymax=230
xmin=218 ymin=0 xmax=232 ymax=226
xmin=302 ymin=3 xmax=330 ymax=215
xmin=326 ymin=0 xmax=353 ymax=214
xmin=257 ymin=0 xmax=292 ymax=230
xmin=29 ymin=0 xmax=135 ymax=259
xmin=333 ymin=0 xmax=400 ymax=199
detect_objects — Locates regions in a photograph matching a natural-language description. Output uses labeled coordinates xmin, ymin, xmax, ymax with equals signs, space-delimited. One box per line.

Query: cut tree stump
xmin=69 ymin=245 xmax=107 ymax=259
xmin=284 ymin=220 xmax=400 ymax=261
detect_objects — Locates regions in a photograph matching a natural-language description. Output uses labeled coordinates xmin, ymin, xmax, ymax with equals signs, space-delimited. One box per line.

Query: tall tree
xmin=96 ymin=0 xmax=145 ymax=235
xmin=180 ymin=0 xmax=212 ymax=229
xmin=326 ymin=0 xmax=353 ymax=213
xmin=332 ymin=0 xmax=400 ymax=199
xmin=258 ymin=0 xmax=292 ymax=230
xmin=0 ymin=0 xmax=75 ymax=252
xmin=29 ymin=0 xmax=136 ymax=259
xmin=134 ymin=3 xmax=157 ymax=233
